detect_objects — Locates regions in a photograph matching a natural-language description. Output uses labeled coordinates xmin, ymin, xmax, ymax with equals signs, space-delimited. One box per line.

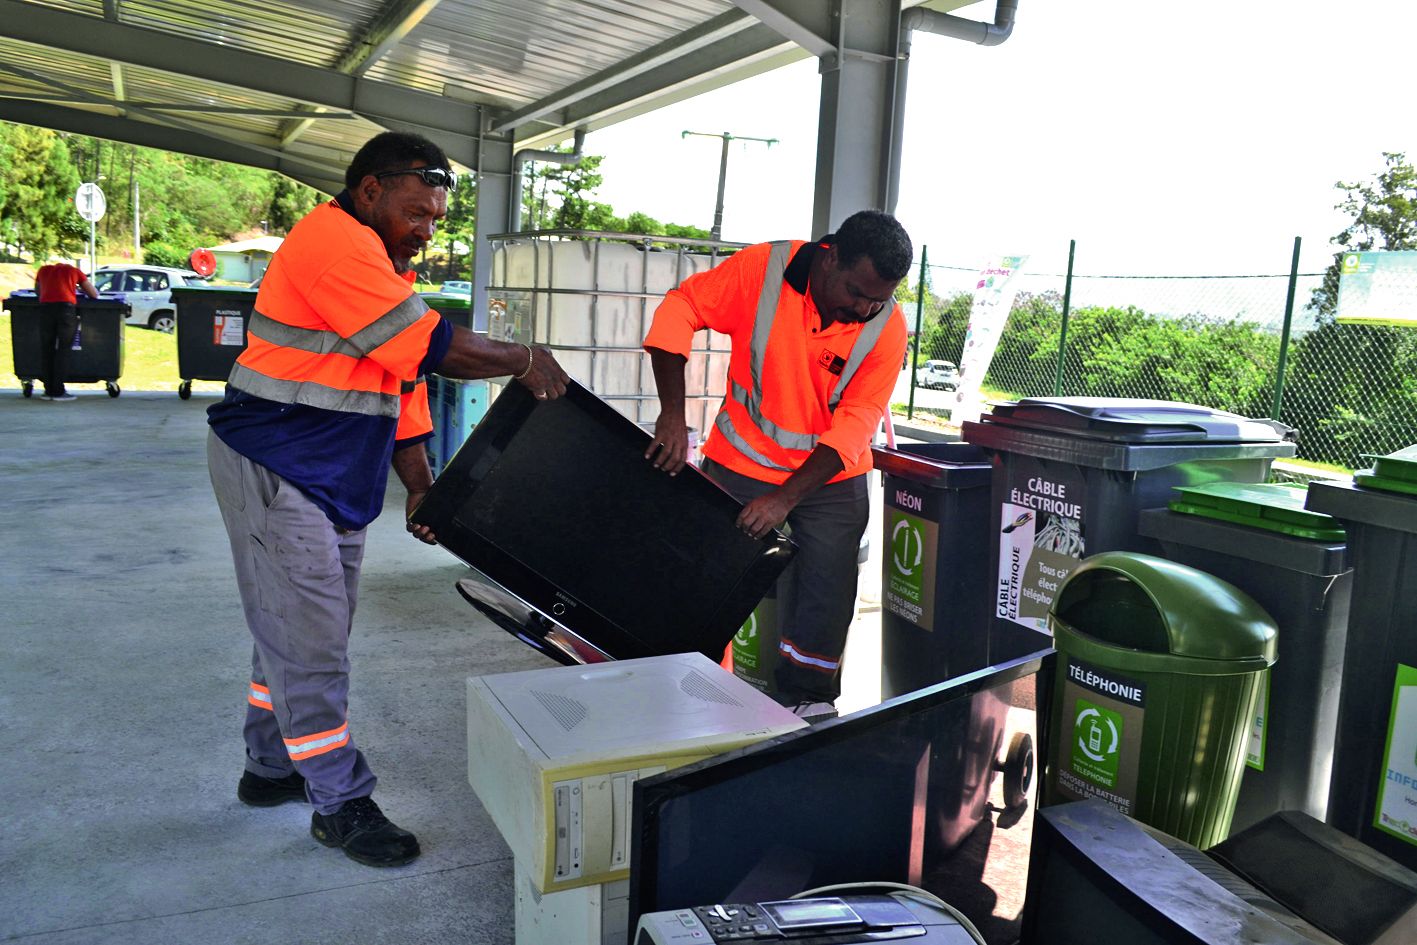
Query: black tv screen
xmin=411 ymin=380 xmax=796 ymax=662
xmin=629 ymin=651 xmax=1053 ymax=945
xmin=1020 ymin=801 xmax=1349 ymax=945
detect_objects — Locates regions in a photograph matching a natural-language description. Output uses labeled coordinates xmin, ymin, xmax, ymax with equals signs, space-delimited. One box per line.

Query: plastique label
xmin=997 ymin=456 xmax=1084 ymax=633
xmin=214 ymin=311 xmax=244 ymax=346
xmin=1055 ymin=657 xmax=1146 ymax=816
xmin=1374 ymin=662 xmax=1417 ymax=847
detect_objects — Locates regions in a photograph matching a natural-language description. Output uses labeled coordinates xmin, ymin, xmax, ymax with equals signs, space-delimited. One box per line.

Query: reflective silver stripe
xmin=249 ymin=294 xmax=429 ymax=359
xmin=229 ymin=362 xmax=399 ymax=418
xmin=729 ymin=382 xmax=818 ymax=451
xmin=249 ymin=309 xmax=364 ymax=358
xmin=748 ymin=241 xmax=794 ymax=395
xmin=714 ymin=408 xmax=793 ymax=472
xmin=347 ymin=294 xmax=431 ymax=354
xmin=827 ymin=306 xmax=896 ymax=410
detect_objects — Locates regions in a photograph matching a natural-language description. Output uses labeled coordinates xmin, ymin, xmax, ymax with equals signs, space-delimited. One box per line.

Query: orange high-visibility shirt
xmin=645 ymin=240 xmax=907 ymax=485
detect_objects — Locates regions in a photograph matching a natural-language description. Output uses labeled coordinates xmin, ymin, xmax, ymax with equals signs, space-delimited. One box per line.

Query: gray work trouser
xmin=208 ymin=431 xmax=376 ymax=813
xmin=701 ymin=457 xmax=869 ymax=703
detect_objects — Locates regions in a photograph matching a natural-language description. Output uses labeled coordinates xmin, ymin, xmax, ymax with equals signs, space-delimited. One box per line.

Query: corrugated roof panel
xmin=24 ymin=0 xmax=104 ymax=14
xmin=0 ymin=37 xmax=118 ymax=99
xmin=365 ymin=0 xmax=734 ymax=103
xmin=115 ymin=0 xmax=371 ymax=69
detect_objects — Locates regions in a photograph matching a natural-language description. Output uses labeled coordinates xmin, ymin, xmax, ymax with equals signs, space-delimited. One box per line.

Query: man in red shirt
xmin=644 ymin=210 xmax=912 ymax=721
xmin=34 ymin=262 xmax=99 ymax=401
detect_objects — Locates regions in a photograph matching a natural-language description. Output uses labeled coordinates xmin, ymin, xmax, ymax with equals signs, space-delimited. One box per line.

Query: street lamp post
xmin=681 ymin=131 xmax=778 ymax=241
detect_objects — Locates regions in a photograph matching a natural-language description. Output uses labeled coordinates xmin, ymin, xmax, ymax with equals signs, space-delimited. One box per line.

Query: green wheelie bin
xmin=1042 ymin=551 xmax=1277 ymax=849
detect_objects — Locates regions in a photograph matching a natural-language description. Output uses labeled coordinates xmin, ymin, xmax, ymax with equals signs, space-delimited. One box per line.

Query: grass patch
xmin=0 ymin=313 xmax=226 ymax=395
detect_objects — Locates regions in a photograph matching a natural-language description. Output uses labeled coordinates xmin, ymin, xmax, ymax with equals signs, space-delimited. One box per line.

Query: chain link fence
xmin=902 ymin=248 xmax=1417 ymax=471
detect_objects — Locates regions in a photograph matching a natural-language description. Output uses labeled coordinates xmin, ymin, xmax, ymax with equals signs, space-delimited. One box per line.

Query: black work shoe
xmin=311 ymin=797 xmax=421 ymax=867
xmin=238 ymin=770 xmax=308 ymax=807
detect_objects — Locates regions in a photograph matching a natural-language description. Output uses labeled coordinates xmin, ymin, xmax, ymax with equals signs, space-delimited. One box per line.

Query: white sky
xmin=584 ymin=1 xmax=1417 ymax=278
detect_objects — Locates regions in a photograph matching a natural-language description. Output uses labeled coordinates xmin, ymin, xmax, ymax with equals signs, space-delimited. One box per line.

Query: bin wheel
xmin=22 ymin=380 xmax=33 ymax=398
xmin=106 ymin=381 xmax=120 ymax=398
xmin=1000 ymin=731 xmax=1034 ymax=810
xmin=178 ymin=381 xmax=192 ymax=400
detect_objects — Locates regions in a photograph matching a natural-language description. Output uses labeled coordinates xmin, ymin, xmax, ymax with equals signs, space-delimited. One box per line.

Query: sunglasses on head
xmin=373 ymin=166 xmax=458 ymax=191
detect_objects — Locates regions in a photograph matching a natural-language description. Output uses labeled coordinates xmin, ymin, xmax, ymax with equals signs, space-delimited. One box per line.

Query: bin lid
xmin=1168 ymin=481 xmax=1346 ymax=541
xmin=979 ymin=397 xmax=1295 ymax=444
xmin=1307 ymin=479 xmax=1417 ymax=535
xmin=1368 ymin=443 xmax=1417 ymax=483
xmin=1050 ymin=551 xmax=1276 ymax=668
xmin=1138 ymin=508 xmax=1349 ymax=576
xmin=170 ymin=285 xmax=258 ymax=297
xmin=870 ymin=442 xmax=992 ymax=489
xmin=421 ymin=292 xmax=472 ymax=311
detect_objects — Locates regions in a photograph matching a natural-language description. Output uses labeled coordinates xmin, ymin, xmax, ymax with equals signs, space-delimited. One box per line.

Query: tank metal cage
xmin=486 ymin=229 xmax=746 ymax=438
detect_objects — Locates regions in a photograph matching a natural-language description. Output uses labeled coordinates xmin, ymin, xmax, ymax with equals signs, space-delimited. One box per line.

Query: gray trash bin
xmin=871 ymin=442 xmax=994 ymax=697
xmin=1138 ymin=481 xmax=1352 ymax=832
xmin=962 ymin=397 xmax=1296 ymax=668
xmin=5 ymin=291 xmax=129 ymax=397
xmin=1307 ymin=463 xmax=1417 ymax=872
xmin=171 ymin=285 xmax=256 ymax=399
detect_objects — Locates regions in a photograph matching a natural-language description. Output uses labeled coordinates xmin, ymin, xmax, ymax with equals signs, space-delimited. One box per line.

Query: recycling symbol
xmin=734 ymin=612 xmax=757 ymax=647
xmin=892 ymin=518 xmax=923 ymax=577
xmin=1075 ymin=706 xmax=1120 ymax=763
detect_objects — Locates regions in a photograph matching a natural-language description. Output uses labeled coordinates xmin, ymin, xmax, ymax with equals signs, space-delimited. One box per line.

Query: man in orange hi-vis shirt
xmin=644 ymin=210 xmax=912 ymax=723
xmin=207 ymin=132 xmax=569 ymax=869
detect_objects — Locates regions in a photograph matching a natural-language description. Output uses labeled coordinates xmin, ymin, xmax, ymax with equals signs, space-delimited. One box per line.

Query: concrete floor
xmin=0 ymin=391 xmax=555 ymax=944
xmin=0 ymin=389 xmax=905 ymax=945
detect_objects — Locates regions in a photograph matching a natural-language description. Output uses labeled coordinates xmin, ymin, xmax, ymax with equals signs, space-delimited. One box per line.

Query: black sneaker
xmin=237 ymin=770 xmax=308 ymax=807
xmin=311 ymin=797 xmax=421 ymax=867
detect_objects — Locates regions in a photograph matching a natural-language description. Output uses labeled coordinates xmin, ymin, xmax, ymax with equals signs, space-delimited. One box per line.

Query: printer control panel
xmin=635 ymin=895 xmax=974 ymax=944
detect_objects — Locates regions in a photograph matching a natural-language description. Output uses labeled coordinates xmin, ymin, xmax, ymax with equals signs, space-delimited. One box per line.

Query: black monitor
xmin=628 ymin=651 xmax=1053 ymax=945
xmin=1020 ymin=801 xmax=1349 ymax=945
xmin=412 ymin=380 xmax=796 ymax=663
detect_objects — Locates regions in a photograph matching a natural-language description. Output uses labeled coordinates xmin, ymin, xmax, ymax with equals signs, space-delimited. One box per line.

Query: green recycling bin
xmin=1138 ymin=483 xmax=1352 ymax=834
xmin=1042 ymin=551 xmax=1277 ymax=849
xmin=1307 ymin=454 xmax=1417 ymax=871
xmin=421 ymin=291 xmax=472 ymax=328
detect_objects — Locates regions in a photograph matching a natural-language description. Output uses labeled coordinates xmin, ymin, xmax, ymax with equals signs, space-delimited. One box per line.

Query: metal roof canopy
xmin=0 ymin=0 xmax=1001 ymax=326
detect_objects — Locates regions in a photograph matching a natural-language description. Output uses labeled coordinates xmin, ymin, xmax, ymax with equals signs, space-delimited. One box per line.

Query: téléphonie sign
xmin=997 ymin=455 xmax=1085 ymax=633
xmin=1054 ymin=657 xmax=1147 ymax=816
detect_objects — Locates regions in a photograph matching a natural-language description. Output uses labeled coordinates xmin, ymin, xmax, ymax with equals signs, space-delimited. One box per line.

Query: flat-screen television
xmin=412 ymin=380 xmax=796 ymax=663
xmin=1020 ymin=801 xmax=1353 ymax=945
xmin=629 ymin=650 xmax=1052 ymax=945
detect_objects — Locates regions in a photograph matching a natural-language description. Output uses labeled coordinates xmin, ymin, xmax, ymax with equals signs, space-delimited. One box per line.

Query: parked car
xmin=915 ymin=359 xmax=960 ymax=391
xmin=91 ymin=265 xmax=207 ymax=332
xmin=439 ymin=280 xmax=472 ymax=296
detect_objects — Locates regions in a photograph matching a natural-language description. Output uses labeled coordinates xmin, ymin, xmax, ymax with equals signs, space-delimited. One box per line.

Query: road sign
xmin=76 ymin=182 xmax=106 ymax=223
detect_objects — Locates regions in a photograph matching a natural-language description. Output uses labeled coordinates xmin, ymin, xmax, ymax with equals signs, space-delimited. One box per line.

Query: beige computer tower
xmin=467 ymin=652 xmax=805 ymax=893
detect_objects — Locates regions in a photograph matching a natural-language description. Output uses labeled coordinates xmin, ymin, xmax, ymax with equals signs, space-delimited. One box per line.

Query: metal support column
xmin=810 ymin=0 xmax=901 ymax=236
xmin=472 ymin=132 xmax=515 ymax=333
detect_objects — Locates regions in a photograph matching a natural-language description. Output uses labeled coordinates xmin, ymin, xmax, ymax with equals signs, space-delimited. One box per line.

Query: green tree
xmin=0 ymin=124 xmax=84 ymax=259
xmin=1284 ymin=152 xmax=1417 ymax=467
xmin=266 ymin=176 xmax=321 ymax=233
xmin=1311 ymin=152 xmax=1417 ymax=316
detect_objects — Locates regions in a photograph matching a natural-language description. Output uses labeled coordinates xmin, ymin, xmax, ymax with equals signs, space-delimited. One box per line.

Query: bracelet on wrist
xmin=514 ymin=343 xmax=534 ymax=380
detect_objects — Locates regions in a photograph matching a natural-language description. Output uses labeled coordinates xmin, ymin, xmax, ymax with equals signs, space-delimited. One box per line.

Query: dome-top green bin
xmin=1042 ymin=551 xmax=1277 ymax=849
